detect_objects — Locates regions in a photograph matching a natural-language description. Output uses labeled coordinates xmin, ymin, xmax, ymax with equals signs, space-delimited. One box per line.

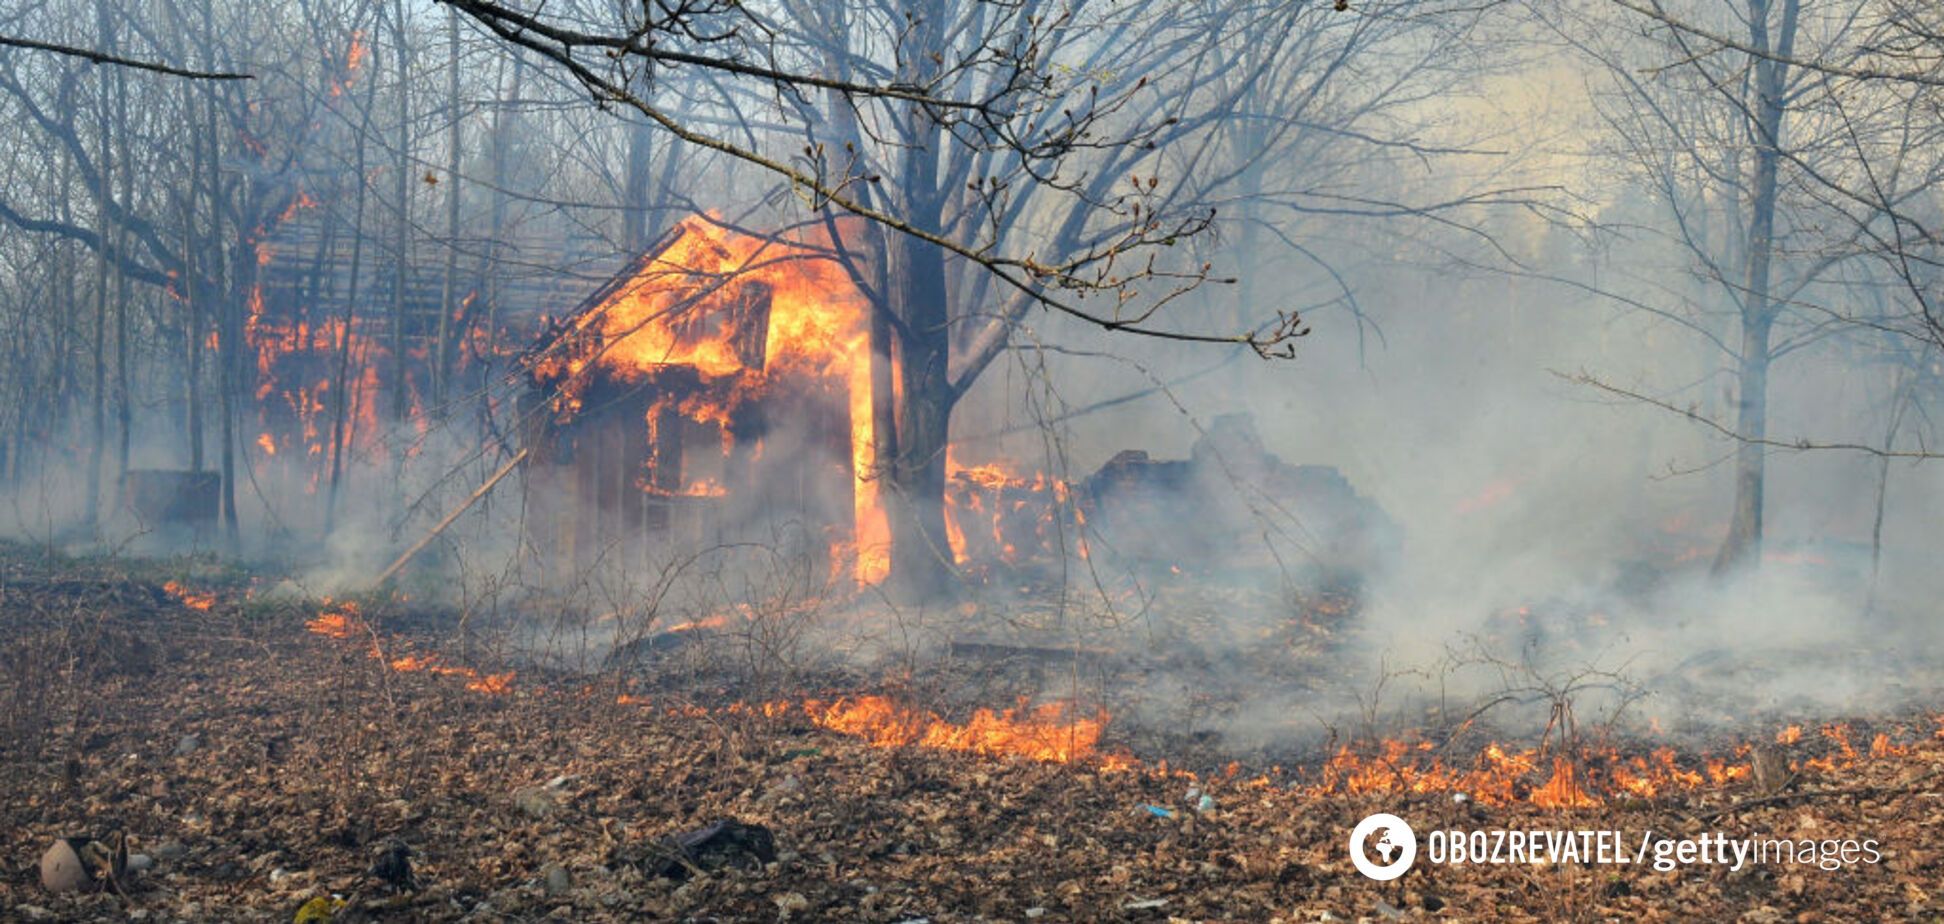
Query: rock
xmin=1374 ymin=899 xmax=1405 ymax=920
xmin=173 ymin=734 xmax=201 ymax=756
xmin=542 ymin=863 xmax=572 ymax=896
xmin=153 ymin=839 xmax=188 ymax=861
xmin=40 ymin=839 xmax=96 ymax=893
xmin=1025 ymin=908 xmax=1047 ymax=919
xmin=125 ymin=853 xmax=155 ymax=873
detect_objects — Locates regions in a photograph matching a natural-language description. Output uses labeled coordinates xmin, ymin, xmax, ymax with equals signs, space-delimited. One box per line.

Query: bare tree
xmin=1551 ymin=0 xmax=1944 ymax=572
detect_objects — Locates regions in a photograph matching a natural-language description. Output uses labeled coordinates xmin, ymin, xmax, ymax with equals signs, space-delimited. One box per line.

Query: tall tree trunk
xmin=390 ymin=0 xmax=412 ymax=423
xmin=477 ymin=50 xmax=521 ymax=426
xmin=181 ymin=78 xmax=206 ymax=474
xmin=886 ymin=220 xmax=955 ymax=600
xmin=218 ymin=278 xmax=240 ymax=545
xmin=1711 ymin=0 xmax=1796 ymax=575
xmin=84 ymin=5 xmax=115 ymax=534
xmin=435 ymin=8 xmax=462 ymax=410
xmin=183 ymin=192 xmax=204 ymax=471
xmin=623 ymin=119 xmax=654 ymax=252
xmin=112 ymin=55 xmax=133 ymax=509
xmin=327 ymin=59 xmax=381 ymax=535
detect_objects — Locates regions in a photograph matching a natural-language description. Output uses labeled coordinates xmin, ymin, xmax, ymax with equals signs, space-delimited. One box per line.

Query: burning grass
xmin=160 ymin=581 xmax=217 ymax=612
xmin=303 ymin=599 xmax=515 ymax=695
xmin=299 ymin=597 xmax=1925 ymax=812
xmin=806 ymin=695 xmax=1107 ymax=764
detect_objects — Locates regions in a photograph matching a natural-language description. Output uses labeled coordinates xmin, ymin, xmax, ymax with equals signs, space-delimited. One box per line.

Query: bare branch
xmin=1558 ymin=370 xmax=1944 ymax=461
xmin=0 ymin=33 xmax=251 ymax=80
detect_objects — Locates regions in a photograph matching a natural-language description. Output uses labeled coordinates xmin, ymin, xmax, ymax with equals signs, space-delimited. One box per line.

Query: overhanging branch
xmin=0 ymin=34 xmax=252 ymax=80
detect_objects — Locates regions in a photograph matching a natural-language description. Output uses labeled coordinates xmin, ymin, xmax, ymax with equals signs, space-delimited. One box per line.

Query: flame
xmin=1802 ymin=723 xmax=1857 ymax=774
xmin=942 ymin=451 xmax=1088 ymax=571
xmin=331 ymin=31 xmax=369 ymax=98
xmin=1529 ymin=757 xmax=1600 ymax=808
xmin=467 ymin=672 xmax=516 ymax=695
xmin=308 ymin=601 xmax=514 ymax=695
xmin=390 ymin=654 xmax=437 ymax=672
xmin=278 ymin=192 xmax=317 ymax=224
xmin=245 ymin=312 xmax=403 ymax=486
xmin=305 ymin=600 xmax=364 ymax=639
xmin=162 ymin=581 xmax=216 ymax=612
xmin=1296 ymin=737 xmax=1746 ymax=808
xmin=808 ymin=695 xmax=1105 ymax=763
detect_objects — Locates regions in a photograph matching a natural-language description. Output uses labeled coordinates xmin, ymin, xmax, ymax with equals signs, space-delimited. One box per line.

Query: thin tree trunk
xmin=184 ymin=196 xmax=204 ymax=471
xmin=390 ymin=0 xmax=412 ymax=423
xmin=84 ymin=5 xmax=114 ymax=534
xmin=327 ymin=56 xmax=380 ymax=535
xmin=1865 ymin=373 xmax=1911 ymax=615
xmin=435 ymin=8 xmax=461 ymax=410
xmin=1711 ymin=0 xmax=1797 ymax=575
xmin=112 ymin=55 xmax=133 ymax=508
xmin=477 ymin=50 xmax=521 ymax=424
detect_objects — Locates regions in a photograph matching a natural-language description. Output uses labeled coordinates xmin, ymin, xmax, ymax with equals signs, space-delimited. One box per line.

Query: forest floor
xmin=2 ymin=550 xmax=1941 ymax=922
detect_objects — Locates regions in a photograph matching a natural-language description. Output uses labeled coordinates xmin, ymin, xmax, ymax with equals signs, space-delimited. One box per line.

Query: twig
xmin=0 ymin=34 xmax=252 ymax=80
xmin=1558 ymin=370 xmax=1944 ymax=460
xmin=1694 ymin=767 xmax=1942 ymax=824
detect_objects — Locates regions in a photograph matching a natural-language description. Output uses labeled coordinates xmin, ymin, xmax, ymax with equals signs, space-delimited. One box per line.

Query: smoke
xmin=947 ymin=213 xmax=1944 ymax=753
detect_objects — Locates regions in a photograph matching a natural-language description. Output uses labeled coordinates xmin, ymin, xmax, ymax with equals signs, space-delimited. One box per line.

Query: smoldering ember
xmin=2 ymin=1 xmax=1943 ymax=922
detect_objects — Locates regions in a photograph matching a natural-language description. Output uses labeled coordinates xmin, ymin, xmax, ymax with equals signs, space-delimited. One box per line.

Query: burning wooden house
xmin=518 ymin=217 xmax=891 ymax=584
xmin=514 ymin=216 xmax=1398 ymax=592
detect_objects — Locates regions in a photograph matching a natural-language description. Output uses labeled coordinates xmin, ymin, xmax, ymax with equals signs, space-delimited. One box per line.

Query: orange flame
xmin=942 ymin=451 xmax=1088 ymax=570
xmin=308 ymin=601 xmax=515 ymax=696
xmin=467 ymin=672 xmax=516 ymax=695
xmin=808 ymin=695 xmax=1105 ymax=763
xmin=1529 ymin=757 xmax=1601 ymax=808
xmin=162 ymin=581 xmax=216 ymax=612
xmin=305 ymin=600 xmax=364 ymax=639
